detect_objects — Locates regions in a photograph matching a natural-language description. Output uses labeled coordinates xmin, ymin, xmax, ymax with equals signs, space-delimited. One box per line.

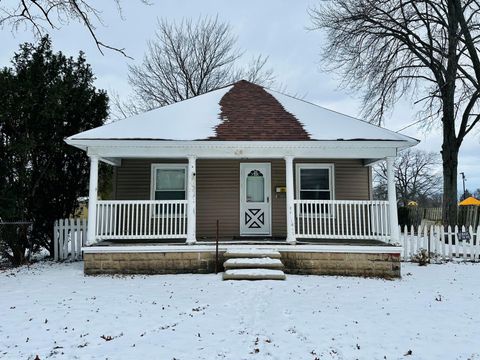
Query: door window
xmin=246 ymin=169 xmax=265 ymax=202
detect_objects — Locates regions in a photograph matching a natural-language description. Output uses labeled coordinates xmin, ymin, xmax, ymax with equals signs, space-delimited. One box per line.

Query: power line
xmin=395 ymin=118 xmax=425 ymax=132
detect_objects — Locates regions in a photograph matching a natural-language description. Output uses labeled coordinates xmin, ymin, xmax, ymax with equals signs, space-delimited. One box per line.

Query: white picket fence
xmin=53 ymin=218 xmax=87 ymax=261
xmin=53 ymin=218 xmax=480 ymax=263
xmin=398 ymin=225 xmax=480 ymax=262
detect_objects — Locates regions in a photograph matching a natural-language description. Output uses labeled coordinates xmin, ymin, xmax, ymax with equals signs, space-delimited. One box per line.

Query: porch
xmin=82 ymin=243 xmax=401 ymax=278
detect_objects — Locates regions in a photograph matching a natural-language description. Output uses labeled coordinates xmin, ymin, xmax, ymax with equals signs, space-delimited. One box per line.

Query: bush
xmin=411 ymin=249 xmax=429 ymax=266
xmin=0 ymin=222 xmax=32 ymax=266
xmin=411 ymin=248 xmax=445 ymax=266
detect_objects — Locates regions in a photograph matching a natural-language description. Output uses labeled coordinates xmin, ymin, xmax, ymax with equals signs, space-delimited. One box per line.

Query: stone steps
xmin=223 ymin=269 xmax=286 ymax=280
xmin=222 ymin=249 xmax=286 ymax=280
xmin=224 ymin=257 xmax=284 ymax=270
xmin=223 ymin=249 xmax=281 ymax=259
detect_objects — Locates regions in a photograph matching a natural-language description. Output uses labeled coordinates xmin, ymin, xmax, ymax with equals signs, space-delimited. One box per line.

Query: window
xmin=246 ymin=169 xmax=265 ymax=202
xmin=296 ymin=164 xmax=334 ymax=200
xmin=151 ymin=164 xmax=187 ymax=200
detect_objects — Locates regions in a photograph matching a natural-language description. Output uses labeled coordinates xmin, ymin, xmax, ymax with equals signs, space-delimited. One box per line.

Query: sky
xmin=1 ymin=0 xmax=479 ymax=191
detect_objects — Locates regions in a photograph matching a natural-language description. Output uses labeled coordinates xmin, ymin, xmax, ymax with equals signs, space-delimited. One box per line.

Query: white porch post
xmin=285 ymin=156 xmax=296 ymax=244
xmin=186 ymin=156 xmax=197 ymax=244
xmin=386 ymin=156 xmax=399 ymax=243
xmin=86 ymin=155 xmax=99 ymax=246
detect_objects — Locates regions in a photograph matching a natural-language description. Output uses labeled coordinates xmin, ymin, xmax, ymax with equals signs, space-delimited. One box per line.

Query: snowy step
xmin=223 ymin=269 xmax=286 ymax=281
xmin=223 ymin=249 xmax=281 ymax=259
xmin=224 ymin=257 xmax=284 ymax=270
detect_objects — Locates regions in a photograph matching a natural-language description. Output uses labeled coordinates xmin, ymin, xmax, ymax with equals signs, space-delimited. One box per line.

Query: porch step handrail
xmin=96 ymin=200 xmax=188 ymax=241
xmin=293 ymin=199 xmax=390 ymax=241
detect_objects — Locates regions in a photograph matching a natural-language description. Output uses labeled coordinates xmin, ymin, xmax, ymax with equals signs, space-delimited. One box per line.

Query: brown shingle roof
xmin=209 ymin=80 xmax=311 ymax=140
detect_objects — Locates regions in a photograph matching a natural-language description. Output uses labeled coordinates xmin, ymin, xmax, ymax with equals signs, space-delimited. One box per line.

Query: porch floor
xmin=93 ymin=237 xmax=394 ymax=247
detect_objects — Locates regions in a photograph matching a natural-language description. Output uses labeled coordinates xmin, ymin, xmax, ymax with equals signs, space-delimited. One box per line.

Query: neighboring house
xmin=74 ymin=197 xmax=89 ymax=219
xmin=66 ymin=80 xmax=418 ymax=278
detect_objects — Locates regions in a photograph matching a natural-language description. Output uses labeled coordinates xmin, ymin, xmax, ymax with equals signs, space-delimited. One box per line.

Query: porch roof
xmin=66 ymin=80 xmax=418 ymax=148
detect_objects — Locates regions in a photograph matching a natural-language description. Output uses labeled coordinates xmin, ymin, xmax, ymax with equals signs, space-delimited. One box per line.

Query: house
xmin=66 ymin=80 xmax=418 ymax=278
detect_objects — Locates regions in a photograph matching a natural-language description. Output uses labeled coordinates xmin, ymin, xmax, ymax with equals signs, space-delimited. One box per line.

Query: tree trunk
xmin=442 ymin=149 xmax=458 ymax=225
xmin=442 ymin=3 xmax=460 ymax=226
xmin=441 ymin=108 xmax=459 ymax=225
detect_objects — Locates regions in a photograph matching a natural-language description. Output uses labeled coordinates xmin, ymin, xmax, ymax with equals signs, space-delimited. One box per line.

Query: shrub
xmin=0 ymin=222 xmax=32 ymax=266
xmin=411 ymin=249 xmax=429 ymax=266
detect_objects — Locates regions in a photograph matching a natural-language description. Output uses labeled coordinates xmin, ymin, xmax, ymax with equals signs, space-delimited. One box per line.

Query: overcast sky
xmin=1 ymin=0 xmax=479 ymax=191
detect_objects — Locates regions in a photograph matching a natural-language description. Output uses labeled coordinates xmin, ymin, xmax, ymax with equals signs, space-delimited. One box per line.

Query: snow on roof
xmin=67 ymin=81 xmax=417 ymax=144
xmin=264 ymin=89 xmax=415 ymax=143
xmin=69 ymin=85 xmax=234 ymax=141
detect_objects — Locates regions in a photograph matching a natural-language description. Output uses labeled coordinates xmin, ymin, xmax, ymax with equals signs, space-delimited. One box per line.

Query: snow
xmin=223 ymin=268 xmax=286 ymax=281
xmin=224 ymin=258 xmax=283 ymax=266
xmin=265 ymin=88 xmax=416 ymax=143
xmin=225 ymin=257 xmax=282 ymax=265
xmin=224 ymin=249 xmax=281 ymax=258
xmin=67 ymin=82 xmax=417 ymax=144
xmin=68 ymin=85 xmax=233 ymax=141
xmin=2 ymin=261 xmax=480 ymax=359
xmin=224 ymin=269 xmax=286 ymax=277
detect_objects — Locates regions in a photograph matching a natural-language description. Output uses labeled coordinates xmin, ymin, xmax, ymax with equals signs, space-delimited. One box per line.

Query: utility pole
xmin=460 ymin=172 xmax=466 ymax=199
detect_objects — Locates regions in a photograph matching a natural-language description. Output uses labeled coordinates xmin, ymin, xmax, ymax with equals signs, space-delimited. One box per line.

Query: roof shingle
xmin=210 ymin=80 xmax=310 ymax=141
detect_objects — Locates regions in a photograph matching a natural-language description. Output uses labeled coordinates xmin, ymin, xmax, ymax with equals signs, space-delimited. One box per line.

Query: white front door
xmin=240 ymin=163 xmax=271 ymax=236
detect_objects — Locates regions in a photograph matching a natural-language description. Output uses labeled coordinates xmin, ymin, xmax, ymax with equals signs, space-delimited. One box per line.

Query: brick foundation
xmin=281 ymin=252 xmax=400 ymax=278
xmin=83 ymin=252 xmax=221 ymax=275
xmin=84 ymin=250 xmax=400 ymax=278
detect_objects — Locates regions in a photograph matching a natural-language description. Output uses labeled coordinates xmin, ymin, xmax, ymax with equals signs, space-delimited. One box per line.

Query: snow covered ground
xmin=1 ymin=262 xmax=479 ymax=360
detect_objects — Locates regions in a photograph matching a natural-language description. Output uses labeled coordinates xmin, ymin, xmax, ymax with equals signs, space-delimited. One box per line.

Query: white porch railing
xmin=294 ymin=200 xmax=391 ymax=241
xmin=95 ymin=200 xmax=188 ymax=240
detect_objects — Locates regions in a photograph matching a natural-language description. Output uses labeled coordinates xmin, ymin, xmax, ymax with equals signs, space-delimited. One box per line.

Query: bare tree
xmin=310 ymin=0 xmax=480 ymax=224
xmin=115 ymin=16 xmax=275 ymax=116
xmin=0 ymin=0 xmax=148 ymax=56
xmin=474 ymin=188 xmax=480 ymax=198
xmin=374 ymin=149 xmax=442 ymax=206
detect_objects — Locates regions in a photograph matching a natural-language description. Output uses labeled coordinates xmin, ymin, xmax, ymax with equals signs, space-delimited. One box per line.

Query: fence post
xmin=84 ymin=218 xmax=88 ymax=246
xmin=474 ymin=207 xmax=478 ymax=228
xmin=402 ymin=225 xmax=407 ymax=260
xmin=77 ymin=219 xmax=83 ymax=258
xmin=53 ymin=220 xmax=59 ymax=261
xmin=430 ymin=226 xmax=434 ymax=255
xmin=468 ymin=225 xmax=474 ymax=261
xmin=476 ymin=226 xmax=480 ymax=261
xmin=73 ymin=219 xmax=78 ymax=260
xmin=409 ymin=225 xmax=414 ymax=259
xmin=59 ymin=219 xmax=64 ymax=260
xmin=440 ymin=226 xmax=445 ymax=260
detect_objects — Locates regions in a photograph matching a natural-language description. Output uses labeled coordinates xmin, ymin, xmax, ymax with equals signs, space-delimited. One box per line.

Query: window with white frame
xmin=151 ymin=164 xmax=187 ymax=200
xmin=296 ymin=164 xmax=334 ymax=200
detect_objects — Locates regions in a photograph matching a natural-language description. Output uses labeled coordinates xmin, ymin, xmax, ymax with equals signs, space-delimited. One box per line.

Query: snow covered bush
xmin=411 ymin=249 xmax=429 ymax=266
xmin=411 ymin=249 xmax=445 ymax=266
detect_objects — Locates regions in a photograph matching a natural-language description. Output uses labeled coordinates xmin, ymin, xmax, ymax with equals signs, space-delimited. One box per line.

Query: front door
xmin=240 ymin=163 xmax=271 ymax=236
